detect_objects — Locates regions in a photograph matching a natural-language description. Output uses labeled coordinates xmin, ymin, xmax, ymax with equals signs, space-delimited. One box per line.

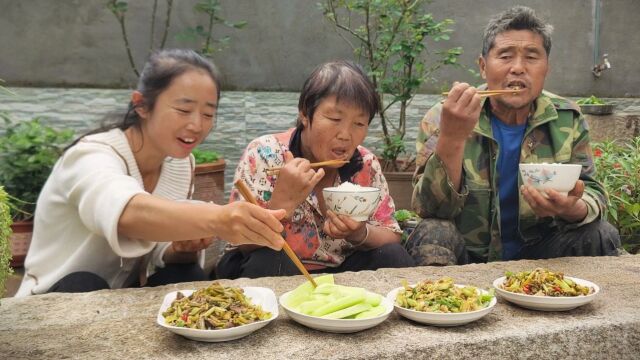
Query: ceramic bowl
xmin=519 ymin=163 xmax=582 ymax=196
xmin=493 ymin=276 xmax=600 ymax=311
xmin=386 ymin=285 xmax=497 ymax=327
xmin=157 ymin=287 xmax=278 ymax=342
xmin=279 ymin=290 xmax=393 ymax=333
xmin=322 ymin=186 xmax=381 ymax=221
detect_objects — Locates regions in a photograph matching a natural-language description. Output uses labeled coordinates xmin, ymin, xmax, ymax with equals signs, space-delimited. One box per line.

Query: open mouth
xmin=331 ymin=148 xmax=349 ymax=159
xmin=178 ymin=137 xmax=196 ymax=145
xmin=506 ymin=80 xmax=527 ymax=91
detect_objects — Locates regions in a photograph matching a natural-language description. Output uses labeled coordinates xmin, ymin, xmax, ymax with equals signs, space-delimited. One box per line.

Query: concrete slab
xmin=1 ymin=255 xmax=639 ymax=359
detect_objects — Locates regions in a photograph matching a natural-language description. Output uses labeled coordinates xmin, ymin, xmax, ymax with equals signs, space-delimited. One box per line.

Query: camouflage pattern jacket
xmin=412 ymin=91 xmax=607 ymax=261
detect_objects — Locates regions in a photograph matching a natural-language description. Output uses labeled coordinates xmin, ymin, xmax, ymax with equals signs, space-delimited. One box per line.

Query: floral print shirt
xmin=229 ymin=128 xmax=401 ymax=269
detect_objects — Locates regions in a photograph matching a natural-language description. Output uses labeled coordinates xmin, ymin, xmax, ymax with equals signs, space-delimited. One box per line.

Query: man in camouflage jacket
xmin=407 ymin=6 xmax=621 ymax=264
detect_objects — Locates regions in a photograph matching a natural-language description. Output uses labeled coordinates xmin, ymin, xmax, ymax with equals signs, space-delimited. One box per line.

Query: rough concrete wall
xmin=0 ymin=0 xmax=638 ymax=96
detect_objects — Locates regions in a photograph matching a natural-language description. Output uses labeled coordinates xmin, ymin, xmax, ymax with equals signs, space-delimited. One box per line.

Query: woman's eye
xmin=327 ymin=117 xmax=341 ymax=122
xmin=203 ymin=113 xmax=214 ymax=119
xmin=175 ymin=108 xmax=190 ymax=114
xmin=355 ymin=122 xmax=366 ymax=128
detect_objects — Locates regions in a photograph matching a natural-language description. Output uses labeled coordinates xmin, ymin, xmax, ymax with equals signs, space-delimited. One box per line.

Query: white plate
xmin=157 ymin=287 xmax=278 ymax=342
xmin=492 ymin=276 xmax=600 ymax=311
xmin=279 ymin=290 xmax=393 ymax=333
xmin=386 ymin=285 xmax=497 ymax=327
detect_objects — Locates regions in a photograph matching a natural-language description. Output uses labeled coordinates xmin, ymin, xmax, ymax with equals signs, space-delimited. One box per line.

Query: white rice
xmin=325 ymin=181 xmax=378 ymax=192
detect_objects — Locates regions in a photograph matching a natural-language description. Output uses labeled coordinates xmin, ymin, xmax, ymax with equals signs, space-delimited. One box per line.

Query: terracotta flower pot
xmin=193 ymin=159 xmax=226 ymax=205
xmin=9 ymin=220 xmax=33 ymax=268
xmin=384 ymin=171 xmax=414 ymax=211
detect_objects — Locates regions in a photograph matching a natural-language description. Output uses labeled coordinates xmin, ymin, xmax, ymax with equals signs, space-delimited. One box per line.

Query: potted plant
xmin=393 ymin=209 xmax=421 ymax=244
xmin=0 ymin=186 xmax=13 ymax=298
xmin=593 ymin=137 xmax=640 ymax=254
xmin=576 ymin=95 xmax=615 ymax=115
xmin=321 ymin=0 xmax=462 ymax=209
xmin=192 ymin=147 xmax=226 ymax=205
xmin=0 ymin=115 xmax=74 ymax=267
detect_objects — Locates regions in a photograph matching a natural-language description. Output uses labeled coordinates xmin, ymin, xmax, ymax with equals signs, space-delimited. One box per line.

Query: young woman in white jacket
xmin=17 ymin=49 xmax=286 ymax=296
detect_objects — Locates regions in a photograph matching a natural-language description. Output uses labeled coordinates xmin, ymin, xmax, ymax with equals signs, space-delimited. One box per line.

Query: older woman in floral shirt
xmin=216 ymin=60 xmax=414 ymax=279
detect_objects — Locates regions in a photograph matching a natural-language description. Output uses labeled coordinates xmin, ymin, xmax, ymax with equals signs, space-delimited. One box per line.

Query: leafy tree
xmin=321 ymin=0 xmax=462 ymax=170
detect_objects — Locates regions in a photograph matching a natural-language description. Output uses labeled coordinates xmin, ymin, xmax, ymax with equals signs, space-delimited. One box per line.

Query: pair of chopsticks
xmin=441 ymin=88 xmax=523 ymax=98
xmin=266 ymin=159 xmax=349 ymax=176
xmin=234 ymin=179 xmax=318 ymax=287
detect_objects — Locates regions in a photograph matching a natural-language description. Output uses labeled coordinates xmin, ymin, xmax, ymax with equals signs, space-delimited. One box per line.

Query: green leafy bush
xmin=0 ymin=186 xmax=13 ymax=297
xmin=192 ymin=148 xmax=220 ymax=164
xmin=593 ymin=137 xmax=640 ymax=252
xmin=0 ymin=116 xmax=74 ymax=220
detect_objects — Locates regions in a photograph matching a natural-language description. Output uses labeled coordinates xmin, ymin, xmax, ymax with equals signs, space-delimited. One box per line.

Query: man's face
xmin=479 ymin=30 xmax=550 ymax=111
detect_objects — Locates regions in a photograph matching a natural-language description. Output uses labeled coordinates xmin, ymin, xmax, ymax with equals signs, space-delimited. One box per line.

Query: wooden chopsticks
xmin=441 ymin=88 xmax=523 ymax=98
xmin=266 ymin=159 xmax=349 ymax=176
xmin=234 ymin=179 xmax=318 ymax=288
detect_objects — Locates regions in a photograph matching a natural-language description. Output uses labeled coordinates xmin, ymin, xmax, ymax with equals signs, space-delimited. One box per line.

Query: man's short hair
xmin=482 ymin=6 xmax=553 ymax=57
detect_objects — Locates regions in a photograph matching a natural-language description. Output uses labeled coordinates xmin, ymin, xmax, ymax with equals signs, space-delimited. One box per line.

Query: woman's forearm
xmin=118 ymin=194 xmax=220 ymax=242
xmin=349 ymin=225 xmax=401 ymax=250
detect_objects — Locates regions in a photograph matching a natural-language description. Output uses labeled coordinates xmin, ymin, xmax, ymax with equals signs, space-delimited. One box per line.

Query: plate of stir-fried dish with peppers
xmin=157 ymin=282 xmax=278 ymax=342
xmin=387 ymin=277 xmax=496 ymax=326
xmin=493 ymin=268 xmax=600 ymax=311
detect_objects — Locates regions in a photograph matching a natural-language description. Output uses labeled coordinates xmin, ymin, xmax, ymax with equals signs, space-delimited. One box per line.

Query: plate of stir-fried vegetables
xmin=493 ymin=268 xmax=599 ymax=311
xmin=157 ymin=282 xmax=278 ymax=342
xmin=387 ymin=277 xmax=496 ymax=326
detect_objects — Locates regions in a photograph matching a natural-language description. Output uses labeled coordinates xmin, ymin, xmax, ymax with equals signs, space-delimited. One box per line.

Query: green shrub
xmin=192 ymin=147 xmax=220 ymax=164
xmin=0 ymin=116 xmax=74 ymax=220
xmin=593 ymin=137 xmax=640 ymax=252
xmin=0 ymin=186 xmax=13 ymax=297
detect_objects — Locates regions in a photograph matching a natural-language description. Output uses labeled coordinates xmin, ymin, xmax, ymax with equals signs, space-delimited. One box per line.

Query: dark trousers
xmin=405 ymin=218 xmax=622 ymax=266
xmin=47 ymin=263 xmax=207 ymax=294
xmin=215 ymin=243 xmax=415 ymax=279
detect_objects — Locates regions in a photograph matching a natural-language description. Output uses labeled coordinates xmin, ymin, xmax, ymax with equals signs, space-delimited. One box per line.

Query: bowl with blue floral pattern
xmin=519 ymin=163 xmax=582 ymax=196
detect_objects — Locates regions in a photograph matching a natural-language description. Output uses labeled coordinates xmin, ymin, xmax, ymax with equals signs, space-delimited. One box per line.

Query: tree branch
xmin=149 ymin=0 xmax=158 ymax=56
xmin=160 ymin=0 xmax=173 ymax=48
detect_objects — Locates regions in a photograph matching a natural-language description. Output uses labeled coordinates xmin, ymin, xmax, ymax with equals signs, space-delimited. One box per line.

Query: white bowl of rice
xmin=322 ymin=182 xmax=382 ymax=221
xmin=519 ymin=163 xmax=582 ymax=196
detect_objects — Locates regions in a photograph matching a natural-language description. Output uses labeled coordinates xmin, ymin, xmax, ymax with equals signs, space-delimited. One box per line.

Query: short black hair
xmin=482 ymin=6 xmax=553 ymax=57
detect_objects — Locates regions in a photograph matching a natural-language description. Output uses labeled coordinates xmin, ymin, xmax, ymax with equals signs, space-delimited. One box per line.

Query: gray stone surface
xmin=1 ymin=0 xmax=639 ymax=96
xmin=1 ymin=255 xmax=639 ymax=359
xmin=586 ymin=112 xmax=640 ymax=143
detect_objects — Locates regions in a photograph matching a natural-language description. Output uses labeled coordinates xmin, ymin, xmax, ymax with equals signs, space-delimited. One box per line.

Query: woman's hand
xmin=214 ymin=201 xmax=287 ymax=250
xmin=323 ymin=210 xmax=366 ymax=242
xmin=171 ymin=238 xmax=213 ymax=253
xmin=269 ymin=151 xmax=325 ymax=217
xmin=163 ymin=238 xmax=213 ymax=264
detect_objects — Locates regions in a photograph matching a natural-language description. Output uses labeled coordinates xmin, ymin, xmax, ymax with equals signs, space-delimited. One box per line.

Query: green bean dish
xmin=395 ymin=277 xmax=494 ymax=313
xmin=162 ymin=282 xmax=271 ymax=330
xmin=500 ymin=268 xmax=593 ymax=297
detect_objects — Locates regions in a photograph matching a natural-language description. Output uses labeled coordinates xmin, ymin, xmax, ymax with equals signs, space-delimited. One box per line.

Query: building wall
xmin=0 ymin=0 xmax=638 ymax=96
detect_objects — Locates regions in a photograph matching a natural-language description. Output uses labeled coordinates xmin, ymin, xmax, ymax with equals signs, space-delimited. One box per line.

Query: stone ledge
xmin=1 ymin=255 xmax=639 ymax=360
xmin=585 ymin=112 xmax=640 ymax=142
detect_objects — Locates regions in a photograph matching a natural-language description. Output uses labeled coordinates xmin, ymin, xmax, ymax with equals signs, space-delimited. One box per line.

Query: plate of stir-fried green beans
xmin=157 ymin=282 xmax=278 ymax=342
xmin=493 ymin=268 xmax=600 ymax=311
xmin=387 ymin=277 xmax=496 ymax=326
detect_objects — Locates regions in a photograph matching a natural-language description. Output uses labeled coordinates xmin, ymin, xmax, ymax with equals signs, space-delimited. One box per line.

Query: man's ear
xmin=478 ymin=55 xmax=487 ymax=80
xmin=131 ymin=91 xmax=148 ymax=119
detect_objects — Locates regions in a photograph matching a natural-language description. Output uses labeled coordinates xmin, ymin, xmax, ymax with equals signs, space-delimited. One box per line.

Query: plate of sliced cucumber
xmin=279 ymin=274 xmax=393 ymax=333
